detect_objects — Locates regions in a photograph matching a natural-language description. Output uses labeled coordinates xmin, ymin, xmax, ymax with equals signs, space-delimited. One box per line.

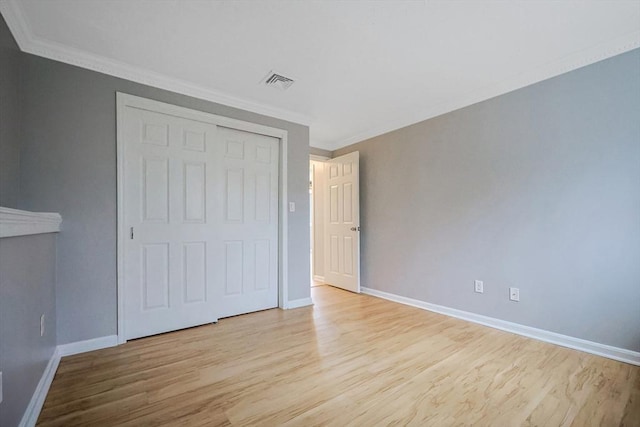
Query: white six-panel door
xmin=121 ymin=103 xmax=279 ymax=340
xmin=324 ymin=151 xmax=360 ymax=293
xmin=215 ymin=127 xmax=279 ymax=318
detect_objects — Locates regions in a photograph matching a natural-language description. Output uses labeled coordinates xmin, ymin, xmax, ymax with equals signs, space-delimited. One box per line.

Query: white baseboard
xmin=18 ymin=348 xmax=61 ymax=427
xmin=57 ymin=335 xmax=118 ymax=357
xmin=19 ymin=335 xmax=119 ymax=426
xmin=313 ymin=275 xmax=325 ymax=283
xmin=361 ymin=287 xmax=640 ymax=366
xmin=286 ymin=297 xmax=314 ymax=309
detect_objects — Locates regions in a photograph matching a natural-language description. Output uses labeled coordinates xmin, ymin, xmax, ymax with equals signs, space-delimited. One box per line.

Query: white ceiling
xmin=2 ymin=0 xmax=639 ymax=150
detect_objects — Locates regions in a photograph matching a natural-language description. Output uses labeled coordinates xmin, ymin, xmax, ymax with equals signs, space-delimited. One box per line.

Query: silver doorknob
xmin=350 ymin=226 xmax=361 ymax=231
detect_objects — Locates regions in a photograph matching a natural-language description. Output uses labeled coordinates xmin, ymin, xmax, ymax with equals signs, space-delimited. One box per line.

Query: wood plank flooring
xmin=38 ymin=285 xmax=639 ymax=426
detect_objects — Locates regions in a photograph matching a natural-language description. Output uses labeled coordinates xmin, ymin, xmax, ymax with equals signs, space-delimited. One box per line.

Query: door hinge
xmin=130 ymin=227 xmax=134 ymax=240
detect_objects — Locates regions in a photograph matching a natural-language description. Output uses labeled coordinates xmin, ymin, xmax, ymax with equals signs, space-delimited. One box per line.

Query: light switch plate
xmin=289 ymin=202 xmax=296 ymax=212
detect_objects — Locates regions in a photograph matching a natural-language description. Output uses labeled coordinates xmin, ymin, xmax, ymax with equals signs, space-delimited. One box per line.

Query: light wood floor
xmin=38 ymin=285 xmax=639 ymax=426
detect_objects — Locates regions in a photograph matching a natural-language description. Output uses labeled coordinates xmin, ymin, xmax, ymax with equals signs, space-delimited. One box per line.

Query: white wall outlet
xmin=0 ymin=371 xmax=3 ymax=404
xmin=474 ymin=280 xmax=484 ymax=293
xmin=289 ymin=201 xmax=296 ymax=212
xmin=509 ymin=287 xmax=520 ymax=302
xmin=40 ymin=314 xmax=45 ymax=337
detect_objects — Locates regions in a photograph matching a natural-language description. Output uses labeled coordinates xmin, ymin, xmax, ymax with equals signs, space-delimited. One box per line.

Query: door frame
xmin=116 ymin=92 xmax=289 ymax=344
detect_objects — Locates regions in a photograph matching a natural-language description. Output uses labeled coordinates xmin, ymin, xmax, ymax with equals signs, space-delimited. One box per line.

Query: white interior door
xmin=215 ymin=127 xmax=279 ymax=318
xmin=123 ymin=108 xmax=218 ymax=340
xmin=324 ymin=151 xmax=360 ymax=293
xmin=122 ymin=104 xmax=279 ymax=340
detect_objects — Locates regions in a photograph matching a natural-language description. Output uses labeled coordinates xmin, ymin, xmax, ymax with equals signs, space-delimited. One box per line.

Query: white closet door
xmin=215 ymin=127 xmax=279 ymax=318
xmin=122 ymin=107 xmax=279 ymax=340
xmin=123 ymin=108 xmax=219 ymax=339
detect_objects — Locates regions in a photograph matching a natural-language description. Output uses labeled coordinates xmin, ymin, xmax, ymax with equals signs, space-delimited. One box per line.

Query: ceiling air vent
xmin=262 ymin=71 xmax=295 ymax=91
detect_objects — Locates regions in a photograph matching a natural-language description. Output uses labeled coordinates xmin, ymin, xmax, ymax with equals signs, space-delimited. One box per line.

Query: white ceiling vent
xmin=262 ymin=71 xmax=295 ymax=91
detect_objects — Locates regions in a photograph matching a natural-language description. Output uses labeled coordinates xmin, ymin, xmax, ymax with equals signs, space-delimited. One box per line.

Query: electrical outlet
xmin=509 ymin=287 xmax=520 ymax=302
xmin=474 ymin=280 xmax=484 ymax=293
xmin=40 ymin=314 xmax=45 ymax=337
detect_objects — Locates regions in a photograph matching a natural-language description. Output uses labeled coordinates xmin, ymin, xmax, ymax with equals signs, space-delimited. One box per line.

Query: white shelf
xmin=0 ymin=207 xmax=62 ymax=238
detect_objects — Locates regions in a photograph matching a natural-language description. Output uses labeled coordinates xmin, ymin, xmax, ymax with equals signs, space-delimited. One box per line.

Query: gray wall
xmin=310 ymin=146 xmax=331 ymax=158
xmin=1 ymin=15 xmax=57 ymax=427
xmin=335 ymin=49 xmax=640 ymax=352
xmin=0 ymin=234 xmax=58 ymax=427
xmin=19 ymin=54 xmax=310 ymax=345
xmin=0 ymin=14 xmax=21 ymax=208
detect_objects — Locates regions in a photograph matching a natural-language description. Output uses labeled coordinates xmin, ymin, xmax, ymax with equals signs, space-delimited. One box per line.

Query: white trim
xmin=313 ymin=275 xmax=325 ymax=283
xmin=18 ymin=348 xmax=61 ymax=427
xmin=116 ymin=93 xmax=126 ymax=344
xmin=279 ymin=131 xmax=289 ymax=311
xmin=309 ymin=154 xmax=330 ymax=161
xmin=57 ymin=335 xmax=119 ymax=357
xmin=116 ymin=93 xmax=289 ymax=343
xmin=0 ymin=207 xmax=62 ymax=238
xmin=0 ymin=0 xmax=311 ymax=128
xmin=322 ymin=32 xmax=640 ymax=151
xmin=18 ymin=335 xmax=118 ymax=426
xmin=285 ymin=297 xmax=314 ymax=309
xmin=4 ymin=0 xmax=638 ymax=152
xmin=0 ymin=0 xmax=30 ymax=51
xmin=362 ymin=287 xmax=640 ymax=366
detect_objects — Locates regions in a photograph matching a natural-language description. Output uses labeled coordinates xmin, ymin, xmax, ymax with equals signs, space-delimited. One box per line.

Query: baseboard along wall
xmin=18 ymin=349 xmax=60 ymax=427
xmin=286 ymin=297 xmax=314 ymax=309
xmin=57 ymin=335 xmax=118 ymax=357
xmin=21 ymin=288 xmax=638 ymax=427
xmin=361 ymin=286 xmax=640 ymax=366
xmin=18 ymin=335 xmax=118 ymax=427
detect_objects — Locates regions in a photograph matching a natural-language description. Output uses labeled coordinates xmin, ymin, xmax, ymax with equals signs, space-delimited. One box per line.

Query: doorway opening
xmin=309 ymin=151 xmax=361 ymax=293
xmin=309 ymin=156 xmax=328 ymax=287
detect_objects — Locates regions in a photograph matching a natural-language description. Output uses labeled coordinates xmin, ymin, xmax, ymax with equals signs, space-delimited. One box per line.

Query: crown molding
xmin=0 ymin=0 xmax=30 ymax=49
xmin=2 ymin=0 xmax=638 ymax=150
xmin=0 ymin=0 xmax=312 ymax=127
xmin=325 ymin=31 xmax=640 ymax=151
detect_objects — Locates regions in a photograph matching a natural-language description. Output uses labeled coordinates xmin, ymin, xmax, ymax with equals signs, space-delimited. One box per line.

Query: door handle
xmin=350 ymin=226 xmax=361 ymax=231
